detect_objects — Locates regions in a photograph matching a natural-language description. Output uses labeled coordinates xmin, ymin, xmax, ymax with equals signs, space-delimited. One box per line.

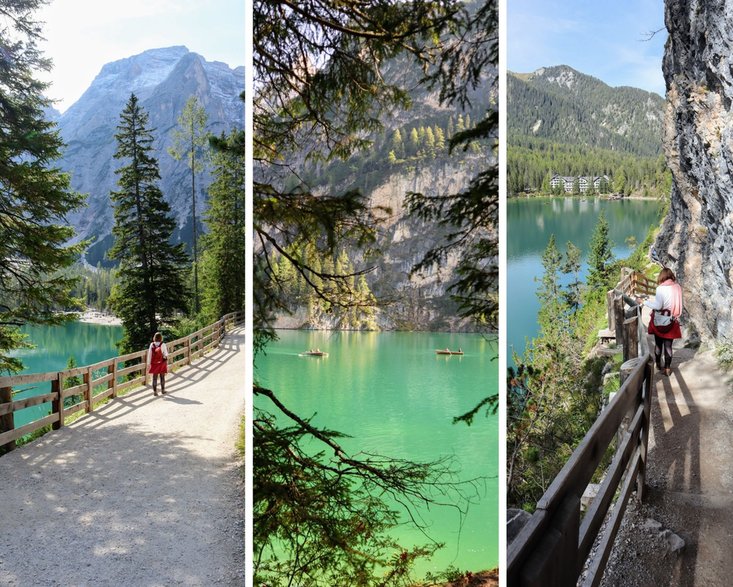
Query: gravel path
xmin=0 ymin=327 xmax=245 ymax=587
xmin=600 ymin=342 xmax=733 ymax=587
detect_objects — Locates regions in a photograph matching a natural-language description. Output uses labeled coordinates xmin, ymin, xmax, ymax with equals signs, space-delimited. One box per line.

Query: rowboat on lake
xmin=435 ymin=348 xmax=463 ymax=356
xmin=300 ymin=348 xmax=329 ymax=357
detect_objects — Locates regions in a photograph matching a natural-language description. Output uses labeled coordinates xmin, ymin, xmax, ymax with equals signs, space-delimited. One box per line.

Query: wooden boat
xmin=435 ymin=349 xmax=464 ymax=356
xmin=300 ymin=349 xmax=329 ymax=357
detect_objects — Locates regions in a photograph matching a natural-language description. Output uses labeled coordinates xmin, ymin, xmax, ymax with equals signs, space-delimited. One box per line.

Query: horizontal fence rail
xmin=507 ymin=355 xmax=653 ymax=586
xmin=509 ymin=269 xmax=657 ymax=586
xmin=0 ymin=311 xmax=243 ymax=454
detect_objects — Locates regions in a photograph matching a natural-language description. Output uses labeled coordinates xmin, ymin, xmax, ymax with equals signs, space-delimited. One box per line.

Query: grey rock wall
xmin=656 ymin=0 xmax=733 ymax=340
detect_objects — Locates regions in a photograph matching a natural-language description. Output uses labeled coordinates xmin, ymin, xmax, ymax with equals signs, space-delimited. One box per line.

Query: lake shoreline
xmin=76 ymin=310 xmax=122 ymax=326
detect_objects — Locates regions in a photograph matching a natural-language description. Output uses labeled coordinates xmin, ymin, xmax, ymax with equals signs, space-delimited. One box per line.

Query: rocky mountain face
xmin=509 ymin=66 xmax=665 ymax=156
xmin=268 ymin=61 xmax=496 ymax=331
xmin=654 ymin=0 xmax=733 ymax=341
xmin=55 ymin=46 xmax=244 ymax=265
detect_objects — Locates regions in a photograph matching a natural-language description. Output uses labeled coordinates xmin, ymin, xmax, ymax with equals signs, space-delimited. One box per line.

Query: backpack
xmin=151 ymin=342 xmax=164 ymax=365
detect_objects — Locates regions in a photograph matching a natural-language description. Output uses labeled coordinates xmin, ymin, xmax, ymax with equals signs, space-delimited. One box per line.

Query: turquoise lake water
xmin=507 ymin=197 xmax=665 ymax=360
xmin=254 ymin=329 xmax=499 ymax=576
xmin=8 ymin=322 xmax=124 ymax=427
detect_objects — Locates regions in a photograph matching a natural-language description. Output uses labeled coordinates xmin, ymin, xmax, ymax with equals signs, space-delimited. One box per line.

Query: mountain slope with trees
xmin=508 ymin=65 xmax=670 ymax=197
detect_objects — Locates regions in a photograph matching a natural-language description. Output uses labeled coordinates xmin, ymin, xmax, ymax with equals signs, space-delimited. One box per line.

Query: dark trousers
xmin=153 ymin=373 xmax=166 ymax=391
xmin=654 ymin=335 xmax=673 ymax=369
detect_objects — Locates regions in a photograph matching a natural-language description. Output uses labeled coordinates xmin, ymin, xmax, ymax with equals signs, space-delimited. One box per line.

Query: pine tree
xmin=168 ymin=95 xmax=210 ymax=315
xmin=0 ymin=1 xmax=86 ymax=372
xmin=108 ymin=94 xmax=190 ymax=353
xmin=586 ymin=211 xmax=614 ymax=292
xmin=201 ymin=132 xmax=245 ymax=321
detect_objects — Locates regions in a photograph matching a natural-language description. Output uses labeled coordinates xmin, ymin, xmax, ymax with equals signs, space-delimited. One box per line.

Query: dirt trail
xmin=0 ymin=327 xmax=245 ymax=586
xmin=601 ymin=341 xmax=733 ymax=587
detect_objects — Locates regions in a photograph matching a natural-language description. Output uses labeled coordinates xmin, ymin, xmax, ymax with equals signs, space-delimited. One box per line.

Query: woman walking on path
xmin=643 ymin=268 xmax=683 ymax=376
xmin=147 ymin=332 xmax=169 ymax=396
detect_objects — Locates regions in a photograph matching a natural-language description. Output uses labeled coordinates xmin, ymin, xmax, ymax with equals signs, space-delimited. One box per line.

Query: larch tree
xmin=200 ymin=132 xmax=245 ymax=321
xmin=108 ymin=93 xmax=190 ymax=353
xmin=168 ymin=95 xmax=210 ymax=315
xmin=0 ymin=0 xmax=86 ymax=373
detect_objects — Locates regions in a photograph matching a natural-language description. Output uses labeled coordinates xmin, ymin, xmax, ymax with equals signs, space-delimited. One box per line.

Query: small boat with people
xmin=435 ymin=348 xmax=464 ymax=356
xmin=300 ymin=348 xmax=329 ymax=357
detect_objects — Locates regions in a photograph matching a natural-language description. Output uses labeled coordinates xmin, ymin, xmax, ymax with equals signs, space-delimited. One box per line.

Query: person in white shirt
xmin=642 ymin=268 xmax=683 ymax=376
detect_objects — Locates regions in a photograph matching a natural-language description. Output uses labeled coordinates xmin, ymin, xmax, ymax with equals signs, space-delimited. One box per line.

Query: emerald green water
xmin=508 ymin=197 xmax=664 ymax=359
xmin=8 ymin=322 xmax=124 ymax=427
xmin=255 ymin=329 xmax=499 ymax=575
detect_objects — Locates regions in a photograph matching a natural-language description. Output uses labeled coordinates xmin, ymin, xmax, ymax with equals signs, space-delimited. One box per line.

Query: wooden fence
xmin=0 ymin=311 xmax=244 ymax=454
xmin=508 ymin=270 xmax=655 ymax=586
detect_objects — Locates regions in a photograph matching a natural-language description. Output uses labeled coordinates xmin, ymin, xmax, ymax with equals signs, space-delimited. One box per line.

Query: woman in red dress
xmin=643 ymin=268 xmax=683 ymax=376
xmin=147 ymin=332 xmax=169 ymax=396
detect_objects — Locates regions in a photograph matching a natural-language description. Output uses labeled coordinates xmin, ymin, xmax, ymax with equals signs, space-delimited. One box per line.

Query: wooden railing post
xmin=624 ymin=315 xmax=638 ymax=361
xmin=186 ymin=336 xmax=192 ymax=366
xmin=84 ymin=367 xmax=92 ymax=413
xmin=0 ymin=385 xmax=15 ymax=453
xmin=614 ymin=294 xmax=625 ymax=352
xmin=520 ymin=495 xmax=581 ymax=587
xmin=52 ymin=375 xmax=63 ymax=430
xmin=110 ymin=362 xmax=118 ymax=398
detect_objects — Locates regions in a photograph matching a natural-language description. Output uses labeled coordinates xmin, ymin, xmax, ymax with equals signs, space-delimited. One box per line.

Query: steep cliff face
xmin=655 ymin=0 xmax=733 ymax=340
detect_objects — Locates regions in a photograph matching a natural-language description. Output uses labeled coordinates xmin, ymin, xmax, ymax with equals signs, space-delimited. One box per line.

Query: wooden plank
xmin=63 ymin=401 xmax=87 ymax=417
xmin=170 ymin=358 xmax=188 ymax=370
xmin=0 ymin=392 xmax=57 ymax=416
xmin=87 ymin=358 xmax=115 ymax=372
xmin=508 ymin=509 xmax=551 ymax=580
xmin=117 ymin=364 xmax=145 ymax=378
xmin=60 ymin=384 xmax=86 ymax=398
xmin=534 ymin=356 xmax=647 ymax=512
xmin=91 ymin=373 xmax=114 ymax=387
xmin=59 ymin=366 xmax=88 ymax=378
xmin=582 ymin=453 xmax=642 ymax=587
xmin=90 ymin=387 xmax=114 ymax=405
xmin=578 ymin=403 xmax=644 ymax=558
xmin=0 ymin=413 xmax=59 ymax=446
xmin=521 ymin=494 xmax=580 ymax=587
xmin=116 ymin=349 xmax=146 ymax=363
xmin=116 ymin=377 xmax=144 ymax=393
xmin=0 ymin=371 xmax=59 ymax=387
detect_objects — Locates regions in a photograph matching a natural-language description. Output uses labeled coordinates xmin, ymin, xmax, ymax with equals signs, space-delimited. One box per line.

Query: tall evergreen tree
xmin=586 ymin=211 xmax=614 ymax=293
xmin=201 ymin=132 xmax=245 ymax=321
xmin=108 ymin=94 xmax=190 ymax=353
xmin=0 ymin=1 xmax=86 ymax=372
xmin=168 ymin=95 xmax=210 ymax=315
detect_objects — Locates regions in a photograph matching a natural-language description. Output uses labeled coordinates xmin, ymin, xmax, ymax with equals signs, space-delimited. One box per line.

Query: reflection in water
xmin=256 ymin=329 xmax=499 ymax=575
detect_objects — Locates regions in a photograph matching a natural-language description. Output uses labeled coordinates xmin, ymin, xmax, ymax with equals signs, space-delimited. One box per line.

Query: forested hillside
xmin=508 ymin=65 xmax=670 ymax=197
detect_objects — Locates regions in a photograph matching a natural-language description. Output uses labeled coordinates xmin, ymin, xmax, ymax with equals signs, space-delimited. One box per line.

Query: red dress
xmin=148 ymin=342 xmax=168 ymax=374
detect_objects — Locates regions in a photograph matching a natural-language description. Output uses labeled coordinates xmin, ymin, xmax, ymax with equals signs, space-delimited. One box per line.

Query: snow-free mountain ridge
xmin=55 ymin=46 xmax=244 ymax=266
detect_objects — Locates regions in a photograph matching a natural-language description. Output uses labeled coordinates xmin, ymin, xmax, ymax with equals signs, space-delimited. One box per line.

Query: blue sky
xmin=508 ymin=0 xmax=667 ymax=96
xmin=37 ymin=0 xmax=245 ymax=112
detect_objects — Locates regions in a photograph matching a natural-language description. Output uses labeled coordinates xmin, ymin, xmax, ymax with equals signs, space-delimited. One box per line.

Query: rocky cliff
xmin=655 ymin=0 xmax=733 ymax=340
xmin=55 ymin=46 xmax=244 ymax=265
